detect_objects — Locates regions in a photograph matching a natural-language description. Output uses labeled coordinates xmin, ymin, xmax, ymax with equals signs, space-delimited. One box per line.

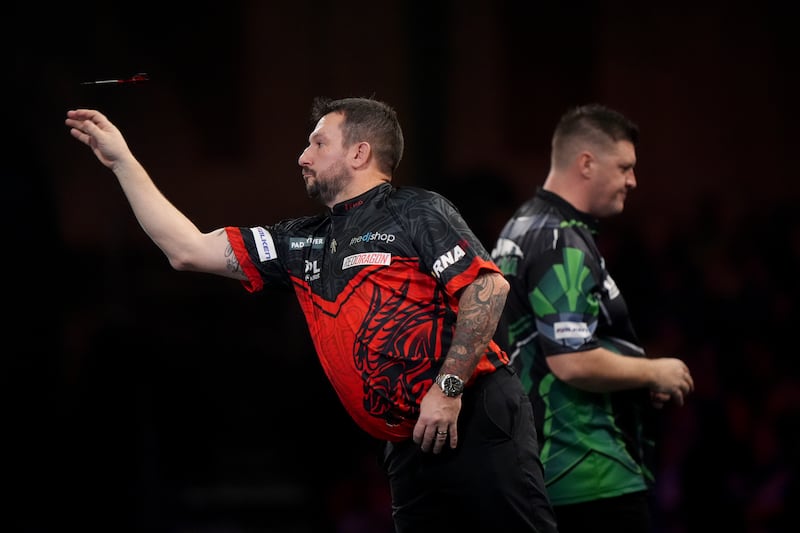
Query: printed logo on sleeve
xmin=603 ymin=274 xmax=620 ymax=299
xmin=250 ymin=227 xmax=278 ymax=262
xmin=431 ymin=244 xmax=466 ymax=278
xmin=491 ymin=238 xmax=522 ymax=259
xmin=342 ymin=252 xmax=392 ymax=270
xmin=553 ymin=321 xmax=591 ymax=341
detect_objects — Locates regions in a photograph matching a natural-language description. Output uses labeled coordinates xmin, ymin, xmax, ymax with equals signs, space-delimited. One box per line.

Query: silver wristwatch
xmin=434 ymin=373 xmax=465 ymax=398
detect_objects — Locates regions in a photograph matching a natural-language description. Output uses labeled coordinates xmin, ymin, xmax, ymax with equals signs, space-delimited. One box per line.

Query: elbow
xmin=549 ymin=365 xmax=599 ymax=391
xmin=547 ymin=352 xmax=588 ymax=384
xmin=487 ymin=270 xmax=510 ymax=300
xmin=496 ymin=273 xmax=510 ymax=308
xmin=550 ymin=365 xmax=581 ymax=384
xmin=167 ymin=252 xmax=196 ymax=272
xmin=496 ymin=274 xmax=510 ymax=298
xmin=546 ymin=350 xmax=613 ymax=393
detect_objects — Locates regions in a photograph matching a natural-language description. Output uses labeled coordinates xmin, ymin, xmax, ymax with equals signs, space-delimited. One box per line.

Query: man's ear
xmin=351 ymin=141 xmax=372 ymax=170
xmin=577 ymin=151 xmax=594 ymax=179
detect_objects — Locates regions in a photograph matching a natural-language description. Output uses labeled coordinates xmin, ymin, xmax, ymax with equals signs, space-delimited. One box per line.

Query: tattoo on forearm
xmin=443 ymin=273 xmax=507 ymax=376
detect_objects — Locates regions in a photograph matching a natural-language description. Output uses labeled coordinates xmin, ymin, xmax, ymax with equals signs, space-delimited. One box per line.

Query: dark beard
xmin=306 ymin=162 xmax=351 ymax=205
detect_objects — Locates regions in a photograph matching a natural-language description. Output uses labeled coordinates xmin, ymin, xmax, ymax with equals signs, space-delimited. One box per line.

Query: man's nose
xmin=298 ymin=146 xmax=310 ymax=167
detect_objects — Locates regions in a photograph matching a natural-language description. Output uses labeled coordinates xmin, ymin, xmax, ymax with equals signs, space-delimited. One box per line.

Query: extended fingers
xmin=66 ymin=109 xmax=107 ymax=132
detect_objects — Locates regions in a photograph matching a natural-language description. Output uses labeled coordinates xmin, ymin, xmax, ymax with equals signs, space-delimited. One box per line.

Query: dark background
xmin=8 ymin=1 xmax=799 ymax=531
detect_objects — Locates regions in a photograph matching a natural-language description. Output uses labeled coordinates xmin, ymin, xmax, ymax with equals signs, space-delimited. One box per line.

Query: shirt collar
xmin=536 ymin=187 xmax=600 ymax=233
xmin=330 ymin=182 xmax=392 ymax=215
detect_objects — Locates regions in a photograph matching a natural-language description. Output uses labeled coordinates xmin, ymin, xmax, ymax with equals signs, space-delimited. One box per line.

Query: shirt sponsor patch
xmin=432 ymin=244 xmax=466 ymax=278
xmin=290 ymin=237 xmax=325 ymax=250
xmin=553 ymin=321 xmax=591 ymax=341
xmin=349 ymin=231 xmax=396 ymax=246
xmin=342 ymin=252 xmax=392 ymax=270
xmin=250 ymin=227 xmax=278 ymax=262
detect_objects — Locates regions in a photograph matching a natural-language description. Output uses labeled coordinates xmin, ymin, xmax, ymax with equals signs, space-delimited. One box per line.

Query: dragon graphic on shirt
xmin=354 ymin=277 xmax=448 ymax=425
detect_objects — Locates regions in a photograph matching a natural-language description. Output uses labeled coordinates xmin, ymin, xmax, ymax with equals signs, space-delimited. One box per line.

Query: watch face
xmin=442 ymin=375 xmax=464 ymax=397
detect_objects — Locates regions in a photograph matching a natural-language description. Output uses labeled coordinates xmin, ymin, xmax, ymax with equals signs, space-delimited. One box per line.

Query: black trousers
xmin=382 ymin=365 xmax=559 ymax=533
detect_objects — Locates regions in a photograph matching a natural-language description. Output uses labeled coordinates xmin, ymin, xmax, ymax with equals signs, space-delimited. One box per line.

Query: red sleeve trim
xmin=444 ymin=256 xmax=502 ymax=295
xmin=224 ymin=227 xmax=264 ymax=293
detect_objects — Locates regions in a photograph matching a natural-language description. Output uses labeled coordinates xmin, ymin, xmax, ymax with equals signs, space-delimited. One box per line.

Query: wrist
xmin=434 ymin=373 xmax=465 ymax=398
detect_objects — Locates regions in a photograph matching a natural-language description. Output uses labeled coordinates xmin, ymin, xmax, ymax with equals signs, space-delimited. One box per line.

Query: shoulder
xmin=389 ymin=185 xmax=445 ymax=201
xmin=387 ymin=186 xmax=458 ymax=212
xmin=502 ymin=196 xmax=564 ymax=236
xmin=497 ymin=196 xmax=594 ymax=258
xmin=268 ymin=214 xmax=327 ymax=234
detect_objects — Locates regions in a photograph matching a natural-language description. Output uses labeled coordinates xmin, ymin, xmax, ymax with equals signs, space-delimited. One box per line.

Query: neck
xmin=542 ymin=171 xmax=589 ymax=212
xmin=326 ymin=175 xmax=390 ymax=208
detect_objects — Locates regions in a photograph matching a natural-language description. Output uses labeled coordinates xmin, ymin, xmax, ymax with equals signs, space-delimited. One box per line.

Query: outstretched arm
xmin=65 ymin=109 xmax=246 ymax=280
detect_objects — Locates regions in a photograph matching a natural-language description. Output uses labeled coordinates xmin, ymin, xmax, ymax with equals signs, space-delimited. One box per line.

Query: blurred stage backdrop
xmin=8 ymin=1 xmax=798 ymax=531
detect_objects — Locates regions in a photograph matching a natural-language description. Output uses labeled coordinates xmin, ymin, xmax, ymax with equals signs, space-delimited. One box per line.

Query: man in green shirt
xmin=491 ymin=103 xmax=694 ymax=533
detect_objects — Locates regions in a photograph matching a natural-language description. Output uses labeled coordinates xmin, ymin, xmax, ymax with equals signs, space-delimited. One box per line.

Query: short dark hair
xmin=551 ymin=103 xmax=639 ymax=168
xmin=311 ymin=96 xmax=404 ymax=176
